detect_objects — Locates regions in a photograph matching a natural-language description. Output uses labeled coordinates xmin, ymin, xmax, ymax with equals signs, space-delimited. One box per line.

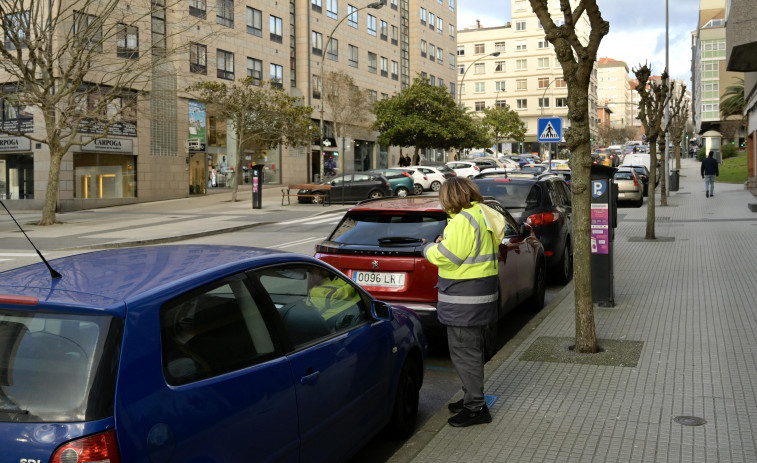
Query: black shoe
xmin=706 ymin=191 xmax=710 ymax=198
xmin=710 ymin=193 xmax=714 ymax=197
xmin=448 ymin=405 xmax=492 ymax=427
xmin=448 ymin=399 xmax=464 ymax=414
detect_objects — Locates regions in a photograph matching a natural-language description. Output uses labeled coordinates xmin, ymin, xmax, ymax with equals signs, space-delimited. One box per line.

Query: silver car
xmin=613 ymin=167 xmax=644 ymax=207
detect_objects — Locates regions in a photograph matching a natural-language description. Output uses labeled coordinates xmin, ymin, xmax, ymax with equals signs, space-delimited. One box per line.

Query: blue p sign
xmin=592 ymin=180 xmax=606 ymax=198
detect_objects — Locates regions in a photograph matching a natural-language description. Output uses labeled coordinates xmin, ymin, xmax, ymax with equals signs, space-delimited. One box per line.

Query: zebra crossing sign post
xmin=537 ymin=117 xmax=562 ymax=142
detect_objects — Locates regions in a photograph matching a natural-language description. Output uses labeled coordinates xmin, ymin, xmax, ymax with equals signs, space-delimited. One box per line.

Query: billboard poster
xmin=188 ymin=100 xmax=207 ymax=151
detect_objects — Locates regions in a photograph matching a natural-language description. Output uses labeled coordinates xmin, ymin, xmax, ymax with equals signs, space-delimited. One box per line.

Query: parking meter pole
xmin=590 ymin=165 xmax=617 ymax=307
xmin=251 ymin=164 xmax=265 ymax=209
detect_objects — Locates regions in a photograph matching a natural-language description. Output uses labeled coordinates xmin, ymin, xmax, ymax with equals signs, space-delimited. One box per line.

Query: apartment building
xmin=456 ymin=0 xmax=597 ymax=155
xmin=0 ymin=0 xmax=456 ymax=211
xmin=597 ymin=58 xmax=633 ymax=129
xmin=691 ymin=0 xmax=743 ymax=140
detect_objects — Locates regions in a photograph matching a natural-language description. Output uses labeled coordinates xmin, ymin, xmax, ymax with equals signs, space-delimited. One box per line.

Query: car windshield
xmin=328 ymin=211 xmax=447 ymax=245
xmin=474 ymin=181 xmax=535 ymax=209
xmin=614 ymin=172 xmax=634 ymax=181
xmin=0 ymin=310 xmax=122 ymax=423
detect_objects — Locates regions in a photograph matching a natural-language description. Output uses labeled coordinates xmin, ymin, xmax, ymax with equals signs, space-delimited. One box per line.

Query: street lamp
xmin=315 ymin=1 xmax=383 ymax=183
xmin=458 ymin=51 xmax=500 ymax=106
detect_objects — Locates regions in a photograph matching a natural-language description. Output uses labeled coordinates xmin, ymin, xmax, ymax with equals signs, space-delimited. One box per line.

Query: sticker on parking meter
xmin=592 ymin=180 xmax=606 ymax=198
xmin=590 ymin=203 xmax=609 ymax=254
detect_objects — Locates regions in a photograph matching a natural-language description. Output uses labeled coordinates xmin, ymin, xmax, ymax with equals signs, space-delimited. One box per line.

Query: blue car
xmin=0 ymin=245 xmax=426 ymax=463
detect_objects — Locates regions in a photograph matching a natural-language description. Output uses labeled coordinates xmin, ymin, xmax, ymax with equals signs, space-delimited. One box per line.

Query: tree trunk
xmin=40 ymin=146 xmax=63 ymax=225
xmin=645 ymin=142 xmax=658 ymax=239
xmin=231 ymin=131 xmax=244 ymax=202
xmin=659 ymin=139 xmax=668 ymax=206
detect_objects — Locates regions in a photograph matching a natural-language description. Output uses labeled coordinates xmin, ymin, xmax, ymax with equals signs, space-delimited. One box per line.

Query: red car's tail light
xmin=633 ymin=175 xmax=639 ymax=186
xmin=527 ymin=212 xmax=560 ymax=226
xmin=0 ymin=294 xmax=39 ymax=305
xmin=51 ymin=430 xmax=121 ymax=463
xmin=401 ymin=172 xmax=412 ymax=177
xmin=473 ymin=166 xmax=480 ymax=171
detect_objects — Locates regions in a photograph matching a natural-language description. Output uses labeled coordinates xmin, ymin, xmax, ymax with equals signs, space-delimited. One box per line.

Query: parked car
xmin=415 ymin=160 xmax=457 ymax=179
xmin=474 ymin=173 xmax=573 ymax=283
xmin=298 ymin=172 xmax=393 ymax=203
xmin=369 ymin=168 xmax=416 ymax=197
xmin=470 ymin=157 xmax=504 ymax=172
xmin=446 ymin=160 xmax=481 ymax=178
xmin=539 ymin=169 xmax=572 ymax=187
xmin=622 ymin=164 xmax=653 ymax=196
xmin=520 ymin=164 xmax=548 ymax=174
xmin=0 ymin=245 xmax=427 ymax=462
xmin=613 ymin=167 xmax=644 ymax=207
xmin=314 ymin=196 xmax=546 ymax=357
xmin=407 ymin=166 xmax=448 ymax=192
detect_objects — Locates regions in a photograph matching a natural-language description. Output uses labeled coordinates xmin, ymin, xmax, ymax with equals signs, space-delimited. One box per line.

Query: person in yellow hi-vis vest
xmin=306 ymin=269 xmax=361 ymax=323
xmin=422 ymin=176 xmax=502 ymax=428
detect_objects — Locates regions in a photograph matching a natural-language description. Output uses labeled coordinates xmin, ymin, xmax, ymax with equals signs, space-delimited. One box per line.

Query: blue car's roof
xmin=0 ymin=245 xmax=313 ymax=312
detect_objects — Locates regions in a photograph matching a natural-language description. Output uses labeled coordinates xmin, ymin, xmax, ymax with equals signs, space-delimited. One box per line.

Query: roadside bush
xmin=721 ymin=143 xmax=737 ymax=159
xmin=697 ymin=147 xmax=706 ymax=162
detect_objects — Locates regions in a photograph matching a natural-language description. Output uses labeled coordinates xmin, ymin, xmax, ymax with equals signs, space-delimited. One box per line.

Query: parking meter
xmin=251 ymin=164 xmax=265 ymax=209
xmin=590 ymin=165 xmax=617 ymax=307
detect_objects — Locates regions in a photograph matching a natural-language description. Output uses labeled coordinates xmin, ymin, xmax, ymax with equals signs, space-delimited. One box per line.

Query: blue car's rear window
xmin=0 ymin=311 xmax=122 ymax=423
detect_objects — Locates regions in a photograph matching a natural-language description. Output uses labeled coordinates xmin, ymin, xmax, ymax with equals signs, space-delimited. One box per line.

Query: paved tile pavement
xmin=391 ymin=158 xmax=757 ymax=463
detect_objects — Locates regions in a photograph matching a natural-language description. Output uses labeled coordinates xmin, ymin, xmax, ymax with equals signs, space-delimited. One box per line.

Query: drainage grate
xmin=674 ymin=415 xmax=707 ymax=426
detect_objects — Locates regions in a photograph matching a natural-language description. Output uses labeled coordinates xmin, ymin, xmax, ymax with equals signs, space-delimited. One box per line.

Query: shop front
xmin=0 ymin=136 xmax=34 ymax=200
xmin=74 ymin=137 xmax=136 ymax=199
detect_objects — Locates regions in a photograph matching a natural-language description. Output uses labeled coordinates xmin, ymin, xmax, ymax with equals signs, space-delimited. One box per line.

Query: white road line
xmin=0 ymin=253 xmax=38 ymax=257
xmin=276 ymin=237 xmax=324 ymax=249
xmin=280 ymin=213 xmax=343 ymax=225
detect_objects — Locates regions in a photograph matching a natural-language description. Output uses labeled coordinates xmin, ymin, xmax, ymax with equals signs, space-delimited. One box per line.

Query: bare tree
xmin=0 ymin=0 xmax=207 ymax=224
xmin=528 ymin=0 xmax=609 ymax=354
xmin=719 ymin=119 xmax=741 ymax=145
xmin=633 ymin=64 xmax=672 ymax=237
xmin=655 ymin=82 xmax=685 ymax=205
xmin=669 ymin=104 xmax=689 ymax=170
xmin=323 ymin=71 xmax=373 ymax=172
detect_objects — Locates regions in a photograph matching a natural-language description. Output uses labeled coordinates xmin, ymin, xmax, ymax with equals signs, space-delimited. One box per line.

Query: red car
xmin=314 ymin=196 xmax=546 ymax=356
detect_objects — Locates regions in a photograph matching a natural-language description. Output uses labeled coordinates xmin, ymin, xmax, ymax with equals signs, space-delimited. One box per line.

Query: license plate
xmin=352 ymin=271 xmax=406 ymax=288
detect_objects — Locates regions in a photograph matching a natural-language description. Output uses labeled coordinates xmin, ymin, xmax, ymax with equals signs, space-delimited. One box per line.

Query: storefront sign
xmin=188 ymin=100 xmax=207 ymax=151
xmin=81 ymin=137 xmax=134 ymax=153
xmin=0 ymin=136 xmax=31 ymax=152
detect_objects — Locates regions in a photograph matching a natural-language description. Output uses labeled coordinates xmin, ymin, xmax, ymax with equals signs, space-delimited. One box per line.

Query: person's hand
xmin=435 ymin=235 xmax=443 ymax=243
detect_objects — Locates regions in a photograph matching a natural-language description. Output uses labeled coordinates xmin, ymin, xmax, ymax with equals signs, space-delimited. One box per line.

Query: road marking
xmin=280 ymin=213 xmax=343 ymax=225
xmin=0 ymin=253 xmax=38 ymax=257
xmin=276 ymin=237 xmax=324 ymax=249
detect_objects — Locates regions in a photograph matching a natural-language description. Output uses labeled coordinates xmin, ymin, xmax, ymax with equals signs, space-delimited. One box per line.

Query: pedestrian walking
xmin=421 ymin=176 xmax=503 ymax=428
xmin=701 ymin=150 xmax=719 ymax=198
xmin=398 ymin=152 xmax=408 ymax=167
xmin=412 ymin=152 xmax=420 ymax=166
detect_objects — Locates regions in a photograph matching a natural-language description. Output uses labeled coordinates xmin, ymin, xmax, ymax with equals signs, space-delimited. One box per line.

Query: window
xmin=348 ymin=5 xmax=358 ymax=27
xmin=449 ymin=24 xmax=455 ymax=40
xmin=538 ymin=77 xmax=550 ymax=88
xmin=450 ymin=82 xmax=456 ymax=96
xmin=217 ymin=49 xmax=234 ymax=80
xmin=538 ymin=97 xmax=550 ymax=108
xmin=326 ymin=38 xmax=338 ymax=60
xmin=420 ymin=7 xmax=426 ymax=24
xmin=495 ymin=100 xmax=507 ymax=108
xmin=368 ymin=52 xmax=377 ymax=73
xmin=555 ymin=78 xmax=566 ymax=88
xmin=348 ymin=44 xmax=358 ymax=67
xmin=312 ymin=0 xmax=322 ymax=12
xmin=216 ymin=0 xmax=234 ymax=28
xmin=3 ymin=12 xmax=29 ymax=50
xmin=537 ymin=20 xmax=543 ymax=29
xmin=312 ymin=74 xmax=321 ymax=99
xmin=380 ymin=56 xmax=388 ymax=77
xmin=459 ymin=83 xmax=465 ymax=95
xmin=474 ymin=82 xmax=485 ymax=93
xmin=474 ymin=101 xmax=486 ymax=111
xmin=474 ymin=63 xmax=485 ymax=74
xmin=189 ymin=0 xmax=206 ymax=19
xmin=458 ymin=65 xmax=464 ymax=75
xmin=556 ymin=97 xmax=568 ymax=108
xmin=495 ymin=81 xmax=506 ymax=92
xmin=438 ymin=78 xmax=444 ymax=87
xmin=312 ymin=31 xmax=323 ymax=55
xmin=474 ymin=43 xmax=485 ymax=54
xmin=516 ymin=79 xmax=527 ymax=90
xmin=367 ymin=14 xmax=377 ymax=36
xmin=73 ymin=11 xmax=103 ymax=52
xmin=326 ymin=0 xmax=338 ymax=19
xmin=515 ymin=59 xmax=527 ymax=70
xmin=457 ymin=46 xmax=465 ymax=56
xmin=429 ymin=44 xmax=436 ymax=61
xmin=270 ymin=15 xmax=283 ymax=43
xmin=537 ymin=39 xmax=549 ymax=49
xmin=270 ymin=63 xmax=283 ymax=88
xmin=247 ymin=57 xmax=263 ymax=85
xmin=391 ymin=0 xmax=398 ymax=9
xmin=495 ymin=61 xmax=505 ymax=72
xmin=380 ymin=20 xmax=388 ymax=39
xmin=449 ymin=53 xmax=455 ymax=69
xmin=437 ymin=17 xmax=443 ymax=34
xmin=391 ymin=25 xmax=398 ymax=44
xmin=368 ymin=90 xmax=377 ymax=103
xmin=516 ymin=98 xmax=527 ymax=109
xmin=515 ymin=20 xmax=526 ymax=31
xmin=190 ymin=42 xmax=207 ymax=74
xmin=421 ymin=40 xmax=427 ymax=57
xmin=449 ymin=0 xmax=454 ymax=11
xmin=391 ymin=60 xmax=399 ymax=79
xmin=429 ymin=13 xmax=435 ymax=30
xmin=495 ymin=41 xmax=506 ymax=53
xmin=515 ymin=40 xmax=527 ymax=51
xmin=537 ymin=57 xmax=550 ymax=68
xmin=117 ymin=24 xmax=138 ymax=59
xmin=514 ymin=0 xmax=526 ymax=11
xmin=437 ymin=48 xmax=443 ymax=64
xmin=247 ymin=7 xmax=262 ymax=36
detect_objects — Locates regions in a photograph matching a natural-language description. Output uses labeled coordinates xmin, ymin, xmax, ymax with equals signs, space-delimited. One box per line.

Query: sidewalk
xmin=391 ymin=158 xmax=757 ymax=463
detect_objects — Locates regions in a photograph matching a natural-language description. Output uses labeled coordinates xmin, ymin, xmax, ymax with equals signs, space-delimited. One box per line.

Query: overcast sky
xmin=457 ymin=0 xmax=699 ymax=87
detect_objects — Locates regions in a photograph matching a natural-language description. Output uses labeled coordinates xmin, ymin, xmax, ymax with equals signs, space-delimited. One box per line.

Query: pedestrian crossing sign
xmin=537 ymin=117 xmax=562 ymax=142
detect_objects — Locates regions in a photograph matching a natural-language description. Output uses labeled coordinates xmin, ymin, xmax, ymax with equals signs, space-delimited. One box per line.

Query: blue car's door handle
xmin=300 ymin=371 xmax=320 ymax=384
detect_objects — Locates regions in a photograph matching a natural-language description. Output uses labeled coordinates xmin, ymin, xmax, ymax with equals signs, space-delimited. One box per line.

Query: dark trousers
xmin=447 ymin=325 xmax=486 ymax=411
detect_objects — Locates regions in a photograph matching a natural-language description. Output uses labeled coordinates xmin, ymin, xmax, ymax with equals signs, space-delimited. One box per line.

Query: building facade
xmin=0 ymin=0 xmax=457 ymax=211
xmin=456 ymin=0 xmax=597 ymax=156
xmin=596 ymin=58 xmax=633 ymax=129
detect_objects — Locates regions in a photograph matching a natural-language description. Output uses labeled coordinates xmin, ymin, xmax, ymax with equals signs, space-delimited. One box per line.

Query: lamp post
xmin=458 ymin=51 xmax=500 ymax=106
xmin=315 ymin=1 xmax=383 ymax=183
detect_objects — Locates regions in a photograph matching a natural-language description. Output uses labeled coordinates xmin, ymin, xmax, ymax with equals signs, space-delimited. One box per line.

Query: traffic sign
xmin=537 ymin=117 xmax=562 ymax=142
xmin=642 ymin=134 xmax=647 ymax=143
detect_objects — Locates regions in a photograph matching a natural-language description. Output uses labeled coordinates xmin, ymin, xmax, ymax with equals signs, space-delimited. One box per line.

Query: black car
xmin=298 ymin=172 xmax=393 ymax=203
xmin=473 ymin=173 xmax=573 ymax=283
